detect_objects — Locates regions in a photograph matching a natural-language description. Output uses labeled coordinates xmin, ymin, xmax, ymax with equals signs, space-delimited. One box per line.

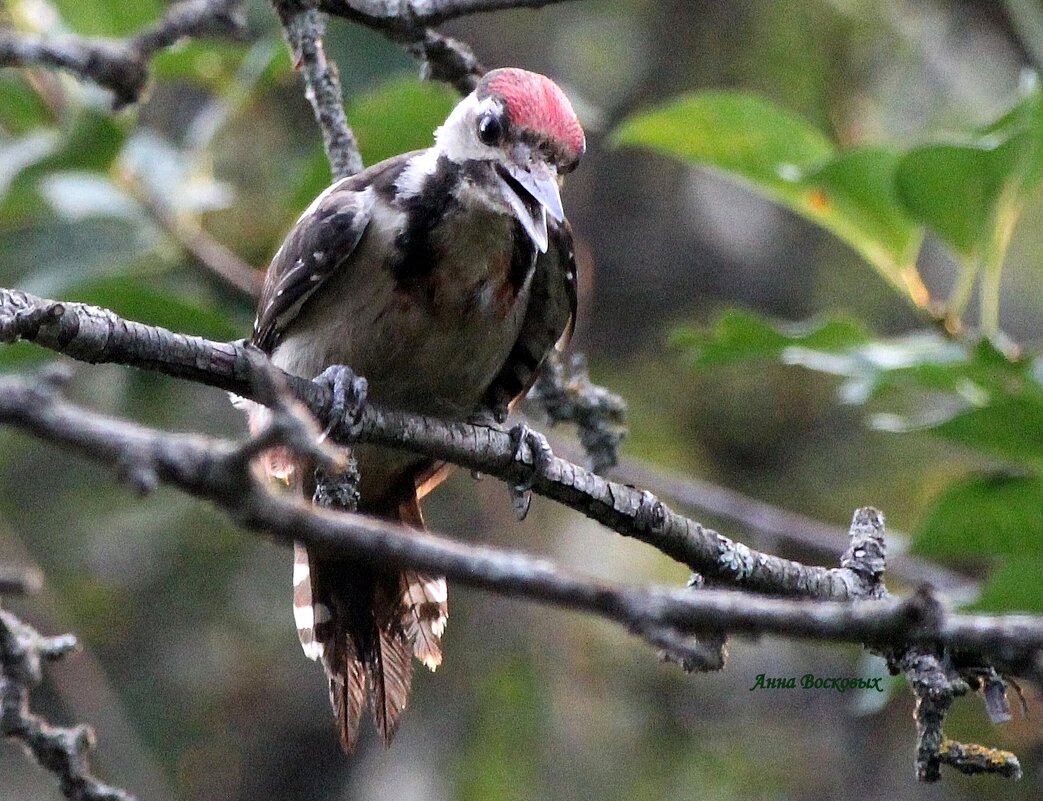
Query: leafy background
xmin=3 ymin=0 xmax=1043 ymax=799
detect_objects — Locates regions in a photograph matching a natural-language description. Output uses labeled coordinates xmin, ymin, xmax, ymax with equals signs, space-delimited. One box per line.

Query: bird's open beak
xmin=497 ymin=161 xmax=563 ymax=253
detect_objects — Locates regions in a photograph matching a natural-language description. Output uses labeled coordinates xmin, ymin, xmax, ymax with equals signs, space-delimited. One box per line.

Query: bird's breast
xmin=272 ymin=204 xmax=534 ymax=419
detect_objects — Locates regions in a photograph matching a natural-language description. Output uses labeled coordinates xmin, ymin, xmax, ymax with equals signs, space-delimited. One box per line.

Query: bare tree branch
xmin=0 ymin=310 xmax=1036 ymax=781
xmin=528 ymin=350 xmax=627 ymax=473
xmin=0 ymin=368 xmax=1040 ymax=674
xmin=269 ymin=0 xmax=536 ymax=178
xmin=0 ymin=0 xmax=246 ymax=109
xmin=611 ymin=455 xmax=978 ymax=598
xmin=273 ymin=0 xmax=363 ymax=180
xmin=0 ymin=287 xmax=887 ymax=601
xmin=407 ymin=29 xmax=484 ymax=94
xmin=1 ymin=607 xmax=134 ymax=801
xmin=896 ymin=651 xmax=1021 ymax=780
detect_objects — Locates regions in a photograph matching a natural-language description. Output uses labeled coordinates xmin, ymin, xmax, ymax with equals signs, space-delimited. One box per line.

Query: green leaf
xmin=913 ymin=473 xmax=1043 ymax=560
xmin=933 ymin=397 xmax=1043 ymax=470
xmin=1 ymin=109 xmax=128 ymax=219
xmin=347 ymin=77 xmax=458 ymax=166
xmin=800 ymin=147 xmax=927 ymax=302
xmin=895 ymin=78 xmax=1043 ymax=260
xmin=677 ymin=309 xmax=1043 ymax=470
xmin=0 ymin=131 xmax=59 ymax=201
xmin=1 ymin=218 xmax=159 ymax=296
xmin=38 ymin=171 xmax=148 ymax=222
xmin=50 ymin=0 xmax=162 ymax=36
xmin=895 ymin=139 xmax=1024 ymax=259
xmin=613 ymin=93 xmax=927 ymax=304
xmin=672 ymin=310 xmax=870 ymax=370
xmin=916 ymin=474 xmax=1043 ymax=611
xmin=0 ymin=340 xmax=51 ymax=369
xmin=64 ymin=276 xmax=240 ymax=341
xmin=974 ymin=559 xmax=1043 ymax=613
xmin=0 ymin=75 xmax=54 ymax=134
xmin=119 ymin=131 xmax=234 ymax=215
xmin=613 ymin=91 xmax=834 ymax=192
xmin=150 ymin=40 xmax=251 ymax=86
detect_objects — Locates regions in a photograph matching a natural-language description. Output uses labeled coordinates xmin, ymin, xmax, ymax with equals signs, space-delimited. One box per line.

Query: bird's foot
xmin=314 ymin=364 xmax=368 ymax=439
xmin=508 ymin=423 xmax=554 ymax=521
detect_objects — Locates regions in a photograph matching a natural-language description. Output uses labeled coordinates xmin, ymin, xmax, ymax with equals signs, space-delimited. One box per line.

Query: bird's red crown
xmin=479 ymin=68 xmax=585 ymax=163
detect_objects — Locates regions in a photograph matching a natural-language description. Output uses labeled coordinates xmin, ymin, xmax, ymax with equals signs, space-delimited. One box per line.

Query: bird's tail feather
xmin=250 ymin=403 xmax=448 ymax=750
xmin=292 ymin=489 xmax=447 ymax=752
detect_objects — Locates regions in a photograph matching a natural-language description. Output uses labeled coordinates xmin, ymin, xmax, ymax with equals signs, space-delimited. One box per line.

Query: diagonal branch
xmin=612 ymin=454 xmax=978 ymax=597
xmin=0 ymin=338 xmax=1034 ymax=782
xmin=0 ymin=371 xmax=1034 ymax=667
xmin=0 ymin=368 xmax=1040 ymax=675
xmin=0 ymin=0 xmax=247 ymax=109
xmin=0 ymin=287 xmax=879 ymax=601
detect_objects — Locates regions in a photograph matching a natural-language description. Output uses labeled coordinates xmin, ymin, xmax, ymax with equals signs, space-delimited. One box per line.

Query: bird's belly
xmin=270 ymin=235 xmax=532 ymax=503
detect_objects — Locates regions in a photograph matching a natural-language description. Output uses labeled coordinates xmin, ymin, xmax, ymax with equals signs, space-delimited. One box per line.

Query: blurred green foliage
xmin=616 ymin=75 xmax=1043 ymax=330
xmin=613 ymin=94 xmax=925 ymax=302
xmin=619 ymin=65 xmax=1043 ymax=613
xmin=674 ymin=290 xmax=1043 ymax=611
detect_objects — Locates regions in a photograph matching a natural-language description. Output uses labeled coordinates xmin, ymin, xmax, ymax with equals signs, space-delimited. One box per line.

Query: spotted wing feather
xmin=252 ymin=154 xmax=417 ymax=353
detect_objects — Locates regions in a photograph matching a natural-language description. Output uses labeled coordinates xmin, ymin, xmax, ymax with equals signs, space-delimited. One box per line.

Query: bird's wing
xmin=483 ymin=216 xmax=579 ymax=413
xmin=252 ymin=152 xmax=418 ymax=352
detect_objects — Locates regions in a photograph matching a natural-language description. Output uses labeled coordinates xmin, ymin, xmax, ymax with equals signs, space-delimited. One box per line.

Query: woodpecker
xmin=246 ymin=68 xmax=583 ymax=752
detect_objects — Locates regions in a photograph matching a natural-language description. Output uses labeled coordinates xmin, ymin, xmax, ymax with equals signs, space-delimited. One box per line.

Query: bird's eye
xmin=476 ymin=112 xmax=504 ymax=146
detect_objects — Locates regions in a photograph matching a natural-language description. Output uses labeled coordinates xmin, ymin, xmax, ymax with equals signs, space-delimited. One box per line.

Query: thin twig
xmin=0 ymin=0 xmax=246 ymax=108
xmin=273 ymin=0 xmax=363 ymax=180
xmin=1 ymin=608 xmax=134 ymax=801
xmin=528 ymin=350 xmax=627 ymax=474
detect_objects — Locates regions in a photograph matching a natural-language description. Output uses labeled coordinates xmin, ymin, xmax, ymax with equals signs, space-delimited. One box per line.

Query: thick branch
xmin=0 ymin=370 xmax=1041 ymax=676
xmin=0 ymin=288 xmax=879 ymax=601
xmin=0 ymin=0 xmax=246 ymax=108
